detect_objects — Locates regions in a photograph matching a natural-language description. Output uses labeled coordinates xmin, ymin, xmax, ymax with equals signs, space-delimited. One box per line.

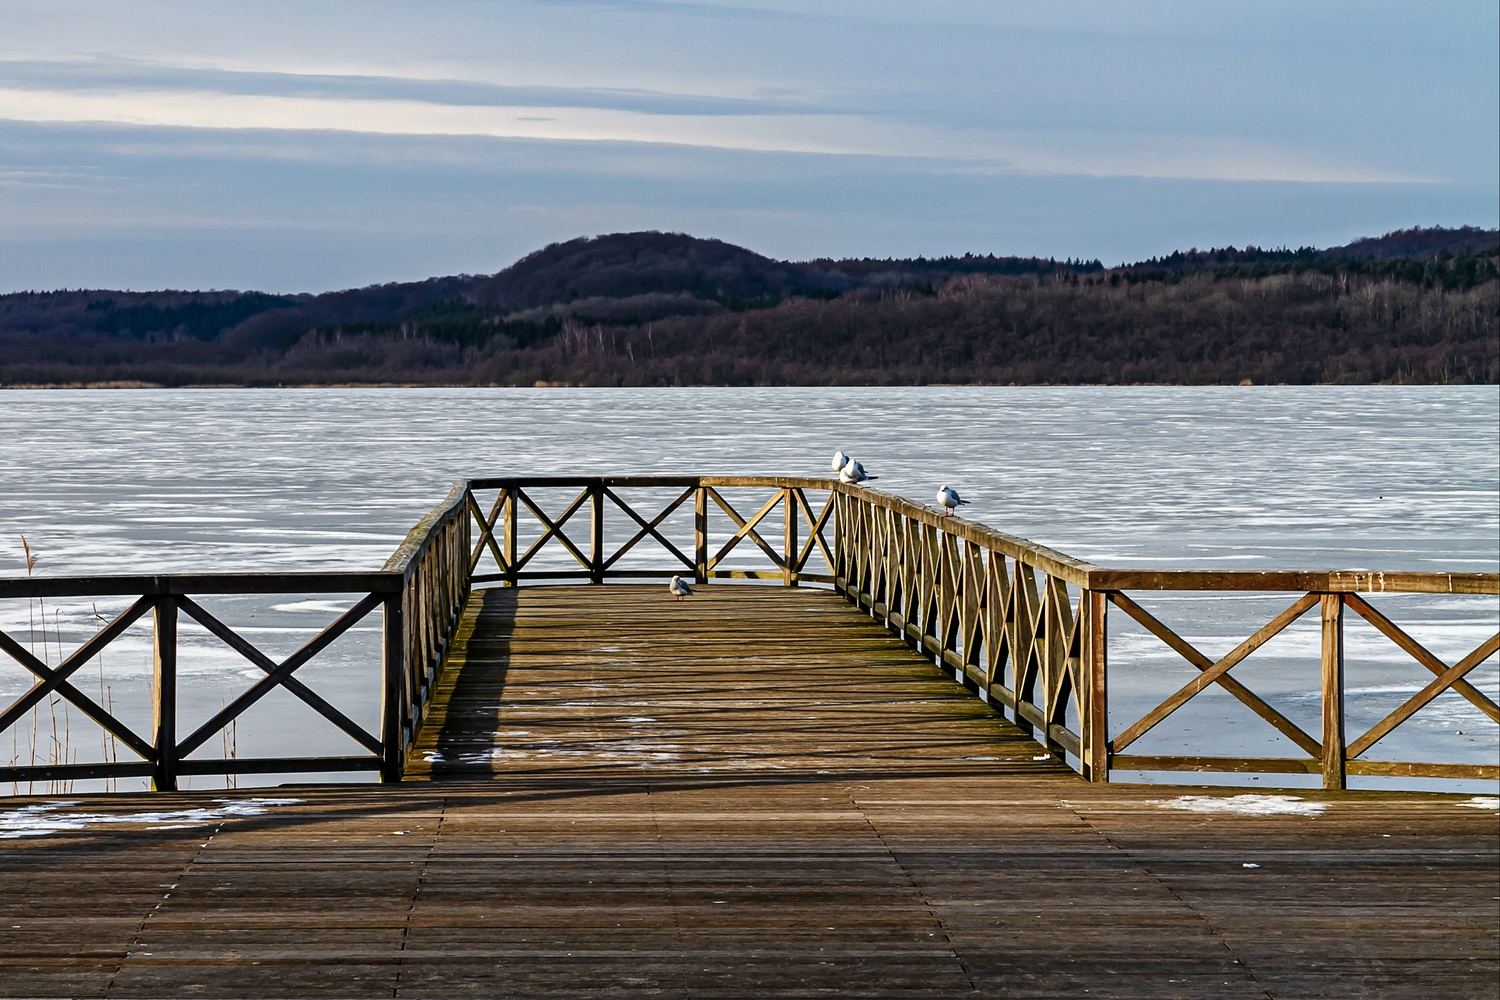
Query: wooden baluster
xmin=983 ymin=551 xmax=1007 ymax=692
xmin=502 ymin=488 xmax=517 ymax=586
xmin=960 ymin=542 xmax=983 ymax=685
xmin=854 ymin=495 xmax=867 ymax=608
xmin=919 ymin=522 xmax=938 ymax=652
xmin=694 ymin=485 xmax=708 ymax=584
xmin=1040 ymin=577 xmax=1058 ymax=752
xmin=844 ymin=493 xmax=858 ymax=597
xmin=381 ymin=592 xmax=405 ymax=782
xmin=590 ymin=481 xmax=605 ymax=584
xmin=901 ymin=515 xmax=918 ymax=643
xmin=419 ymin=559 xmax=431 ymax=689
xmin=1049 ymin=577 xmax=1080 ymax=763
xmin=1084 ymin=590 xmax=1108 ymax=782
xmin=943 ymin=534 xmax=962 ymax=666
xmin=783 ymin=488 xmax=798 ymax=587
xmin=834 ymin=491 xmax=846 ymax=593
xmin=1321 ymin=593 xmax=1346 ymax=790
xmin=857 ymin=497 xmax=869 ymax=600
xmin=893 ymin=513 xmax=910 ymax=638
xmin=404 ymin=586 xmax=419 ymax=760
xmin=458 ymin=503 xmax=472 ymax=612
xmin=1011 ymin=562 xmax=1035 ymax=736
xmin=151 ymin=596 xmax=178 ymax=792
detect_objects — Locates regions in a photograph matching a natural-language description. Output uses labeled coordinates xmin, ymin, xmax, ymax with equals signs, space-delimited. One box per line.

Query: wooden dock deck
xmin=2 ymin=584 xmax=1495 ymax=998
xmin=405 ymin=584 xmax=1076 ymax=783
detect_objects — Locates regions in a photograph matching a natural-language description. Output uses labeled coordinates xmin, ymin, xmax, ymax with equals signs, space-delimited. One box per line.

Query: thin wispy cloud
xmin=0 ymin=75 xmax=1419 ymax=183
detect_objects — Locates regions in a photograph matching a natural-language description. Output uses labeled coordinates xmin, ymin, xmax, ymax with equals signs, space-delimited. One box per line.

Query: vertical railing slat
xmin=151 ymin=596 xmax=178 ymax=792
xmin=381 ymin=593 xmax=405 ymax=782
xmin=1084 ymin=590 xmax=1109 ymax=782
xmin=1321 ymin=593 xmax=1347 ymax=790
xmin=694 ymin=486 xmax=708 ymax=584
xmin=590 ymin=481 xmax=605 ymax=584
xmin=783 ymin=488 xmax=798 ymax=587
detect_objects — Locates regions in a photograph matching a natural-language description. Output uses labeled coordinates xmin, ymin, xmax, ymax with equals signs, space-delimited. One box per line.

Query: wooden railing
xmin=0 ymin=571 xmax=397 ymax=790
xmin=380 ymin=481 xmax=471 ymax=781
xmin=1 ymin=474 xmax=1492 ymax=791
xmin=0 ymin=476 xmax=830 ymax=790
xmin=462 ymin=476 xmax=835 ymax=586
xmin=0 ymin=483 xmax=471 ymax=791
xmin=832 ymin=484 xmax=1499 ymax=788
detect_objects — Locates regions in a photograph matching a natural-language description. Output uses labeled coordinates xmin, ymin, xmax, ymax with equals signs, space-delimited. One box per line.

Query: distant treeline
xmin=1 ymin=228 xmax=1495 ymax=387
xmin=1123 ymin=245 xmax=1497 ymax=290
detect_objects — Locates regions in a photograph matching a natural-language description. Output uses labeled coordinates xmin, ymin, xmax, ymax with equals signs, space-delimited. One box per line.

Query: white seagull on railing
xmin=840 ymin=457 xmax=877 ymax=485
xmin=831 ymin=450 xmax=848 ymax=473
xmin=669 ymin=575 xmax=694 ymax=601
xmin=936 ymin=486 xmax=969 ymax=517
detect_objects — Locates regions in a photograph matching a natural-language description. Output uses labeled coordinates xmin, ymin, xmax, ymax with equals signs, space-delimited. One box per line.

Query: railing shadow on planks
xmin=0 ymin=476 xmax=1494 ymax=793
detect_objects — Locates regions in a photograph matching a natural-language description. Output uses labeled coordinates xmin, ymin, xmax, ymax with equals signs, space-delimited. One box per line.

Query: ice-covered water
xmin=0 ymin=385 xmax=1495 ymax=794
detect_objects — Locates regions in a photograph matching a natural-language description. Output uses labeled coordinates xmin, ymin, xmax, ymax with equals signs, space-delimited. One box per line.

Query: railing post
xmin=1320 ymin=593 xmax=1346 ymax=790
xmin=783 ymin=488 xmax=798 ymax=587
xmin=151 ymin=596 xmax=178 ymax=792
xmin=380 ymin=592 xmax=405 ymax=782
xmin=590 ymin=481 xmax=605 ymax=584
xmin=502 ymin=488 xmax=517 ymax=586
xmin=1084 ymin=590 xmax=1109 ymax=782
xmin=694 ymin=485 xmax=708 ymax=584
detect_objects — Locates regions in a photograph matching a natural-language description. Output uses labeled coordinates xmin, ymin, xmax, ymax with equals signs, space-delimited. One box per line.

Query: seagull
xmin=840 ymin=457 xmax=877 ymax=484
xmin=936 ymin=486 xmax=969 ymax=517
xmin=669 ymin=575 xmax=693 ymax=601
xmin=831 ymin=450 xmax=849 ymax=473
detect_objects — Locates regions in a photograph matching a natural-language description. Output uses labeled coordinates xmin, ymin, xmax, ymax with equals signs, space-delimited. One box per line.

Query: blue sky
xmin=1 ymin=0 xmax=1495 ymax=293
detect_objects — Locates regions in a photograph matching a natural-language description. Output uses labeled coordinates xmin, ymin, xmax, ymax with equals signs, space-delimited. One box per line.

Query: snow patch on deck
xmin=1 ymin=798 xmax=303 ymax=838
xmin=1153 ymin=794 xmax=1327 ymax=817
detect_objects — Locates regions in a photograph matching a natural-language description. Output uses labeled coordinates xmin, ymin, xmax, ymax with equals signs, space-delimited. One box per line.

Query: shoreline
xmin=0 ymin=379 xmax=1468 ymax=390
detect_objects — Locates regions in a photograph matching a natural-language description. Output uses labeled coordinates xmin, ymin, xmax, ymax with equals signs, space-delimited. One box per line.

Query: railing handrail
xmin=0 ymin=572 xmax=402 ymax=599
xmin=831 ymin=481 xmax=1497 ymax=595
xmin=468 ymin=474 xmax=838 ymax=489
xmin=462 ymin=475 xmax=1500 ymax=595
xmin=383 ymin=479 xmax=469 ymax=578
xmin=1079 ymin=569 xmax=1499 ymax=594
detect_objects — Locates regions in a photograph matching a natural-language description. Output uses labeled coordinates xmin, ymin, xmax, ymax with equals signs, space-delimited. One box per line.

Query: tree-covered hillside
xmin=1 ymin=227 xmax=1494 ymax=386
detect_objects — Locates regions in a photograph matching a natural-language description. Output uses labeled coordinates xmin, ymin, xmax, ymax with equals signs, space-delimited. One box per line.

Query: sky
xmin=0 ymin=0 xmax=1495 ymax=293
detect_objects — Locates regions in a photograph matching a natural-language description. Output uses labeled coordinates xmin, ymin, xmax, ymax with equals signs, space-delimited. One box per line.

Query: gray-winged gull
xmin=936 ymin=486 xmax=969 ymax=516
xmin=839 ymin=458 xmax=877 ymax=484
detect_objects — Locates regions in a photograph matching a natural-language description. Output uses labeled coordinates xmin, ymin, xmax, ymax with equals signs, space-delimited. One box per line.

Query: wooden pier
xmin=1 ymin=477 xmax=1496 ymax=996
xmin=2 ymin=583 xmax=1496 ymax=997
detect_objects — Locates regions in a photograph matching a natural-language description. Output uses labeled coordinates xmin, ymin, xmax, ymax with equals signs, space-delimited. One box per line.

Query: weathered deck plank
xmin=0 ymin=584 xmax=1495 ymax=998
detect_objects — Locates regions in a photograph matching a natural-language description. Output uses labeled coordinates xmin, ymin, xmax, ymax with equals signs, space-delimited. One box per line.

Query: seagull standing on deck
xmin=936 ymin=486 xmax=969 ymax=517
xmin=831 ymin=450 xmax=848 ymax=473
xmin=840 ymin=458 xmax=877 ymax=484
xmin=669 ymin=575 xmax=693 ymax=601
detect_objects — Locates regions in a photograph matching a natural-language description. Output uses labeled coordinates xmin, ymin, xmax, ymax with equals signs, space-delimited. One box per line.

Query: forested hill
xmin=0 ymin=232 xmax=1102 ymax=350
xmin=1 ymin=226 xmax=1495 ymax=386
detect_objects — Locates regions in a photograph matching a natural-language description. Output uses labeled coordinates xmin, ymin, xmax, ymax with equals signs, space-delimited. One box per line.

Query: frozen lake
xmin=0 ymin=385 xmax=1495 ymax=794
